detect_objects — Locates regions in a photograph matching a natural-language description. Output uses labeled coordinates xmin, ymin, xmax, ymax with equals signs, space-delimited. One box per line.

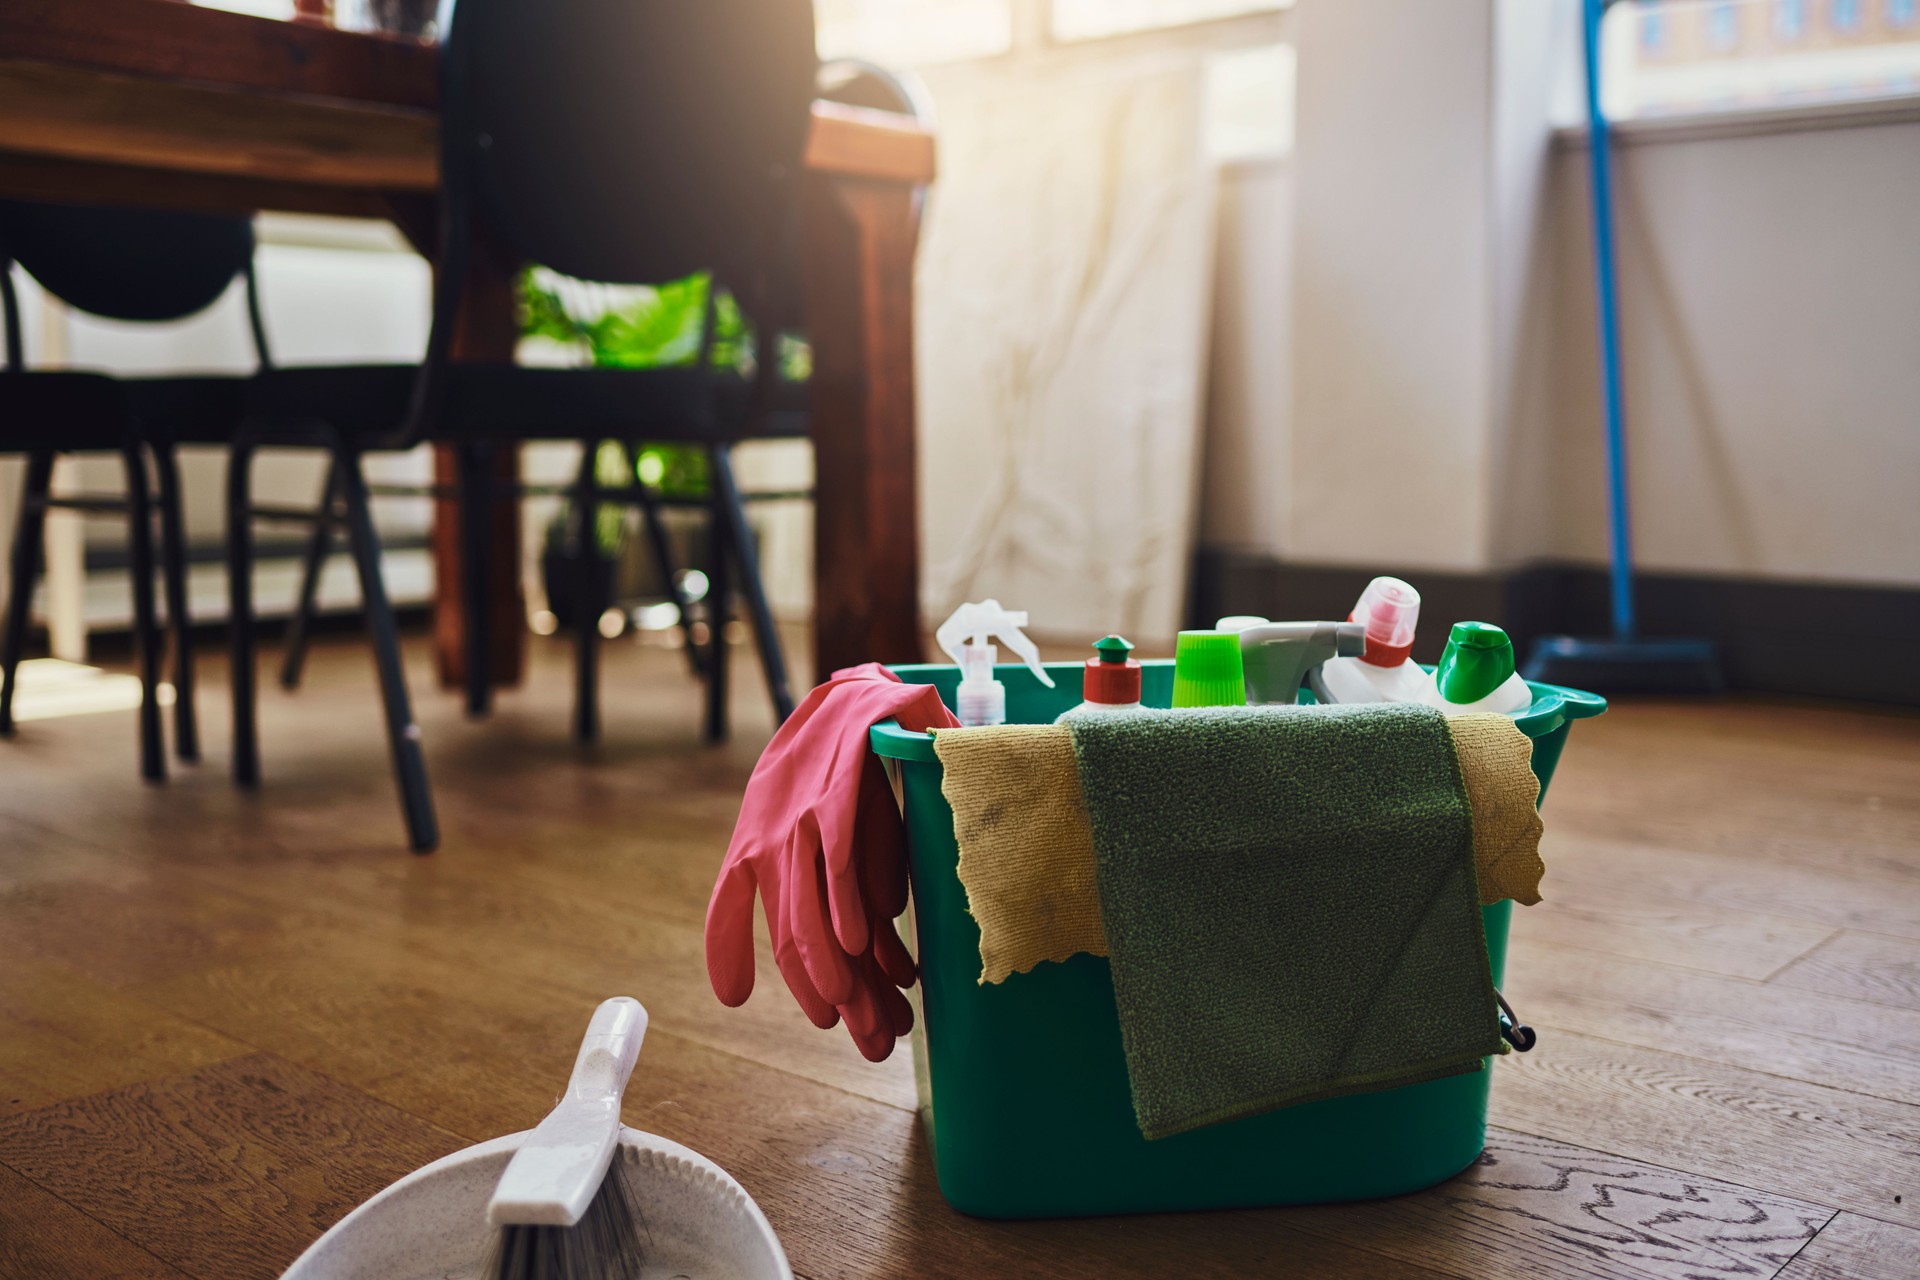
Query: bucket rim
xmin=870 ymin=660 xmax=1606 ymax=763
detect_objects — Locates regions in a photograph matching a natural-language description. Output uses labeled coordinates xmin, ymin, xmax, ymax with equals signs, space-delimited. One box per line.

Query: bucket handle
xmin=1495 ymin=988 xmax=1536 ymax=1053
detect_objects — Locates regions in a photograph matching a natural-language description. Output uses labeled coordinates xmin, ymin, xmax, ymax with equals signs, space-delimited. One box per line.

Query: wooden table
xmin=0 ymin=0 xmax=932 ymax=686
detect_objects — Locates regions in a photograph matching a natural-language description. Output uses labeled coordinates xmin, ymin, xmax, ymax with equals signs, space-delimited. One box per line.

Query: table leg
xmin=431 ymin=233 xmax=524 ymax=692
xmin=801 ymin=175 xmax=923 ymax=678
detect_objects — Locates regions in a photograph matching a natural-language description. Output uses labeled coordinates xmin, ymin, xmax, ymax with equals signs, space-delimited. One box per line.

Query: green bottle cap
xmin=1434 ymin=621 xmax=1516 ymax=704
xmin=1171 ymin=630 xmax=1246 ymax=708
xmin=1093 ymin=635 xmax=1134 ymax=664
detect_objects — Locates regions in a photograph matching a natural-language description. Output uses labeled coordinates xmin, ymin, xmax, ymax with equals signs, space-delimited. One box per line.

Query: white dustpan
xmin=281 ymin=1000 xmax=791 ymax=1280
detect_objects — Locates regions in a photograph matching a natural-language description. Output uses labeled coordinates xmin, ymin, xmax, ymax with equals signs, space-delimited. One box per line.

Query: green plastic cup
xmin=1171 ymin=630 xmax=1245 ymax=707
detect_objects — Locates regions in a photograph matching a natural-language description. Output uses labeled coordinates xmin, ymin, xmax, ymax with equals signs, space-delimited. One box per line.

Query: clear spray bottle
xmin=935 ymin=600 xmax=1056 ymax=727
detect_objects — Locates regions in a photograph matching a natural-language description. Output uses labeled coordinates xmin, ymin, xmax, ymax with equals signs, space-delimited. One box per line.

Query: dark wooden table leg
xmin=801 ymin=174 xmax=923 ymax=679
xmin=431 ymin=231 xmax=524 ymax=693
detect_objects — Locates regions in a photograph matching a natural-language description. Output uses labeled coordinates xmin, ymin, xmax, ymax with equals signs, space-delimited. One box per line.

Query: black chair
xmin=0 ymin=201 xmax=269 ymax=781
xmin=267 ymin=311 xmax=785 ymax=746
xmin=819 ymin=57 xmax=937 ymax=136
xmin=625 ymin=58 xmax=932 ymax=741
xmin=228 ymin=0 xmax=822 ymax=851
xmin=276 ymin=57 xmax=933 ymax=743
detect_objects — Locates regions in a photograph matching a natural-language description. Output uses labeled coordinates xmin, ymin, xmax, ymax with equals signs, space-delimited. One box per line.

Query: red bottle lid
xmin=1083 ymin=635 xmax=1142 ymax=705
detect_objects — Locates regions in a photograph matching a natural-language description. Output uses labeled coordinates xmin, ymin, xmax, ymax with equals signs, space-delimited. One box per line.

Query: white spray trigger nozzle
xmin=935 ymin=600 xmax=1055 ymax=689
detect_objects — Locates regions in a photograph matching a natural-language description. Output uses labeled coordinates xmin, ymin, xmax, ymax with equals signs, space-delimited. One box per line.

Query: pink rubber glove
xmin=706 ymin=664 xmax=958 ymax=1061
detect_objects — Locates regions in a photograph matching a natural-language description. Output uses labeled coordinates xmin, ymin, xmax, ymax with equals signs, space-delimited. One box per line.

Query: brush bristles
xmin=485 ymin=1154 xmax=650 ymax=1280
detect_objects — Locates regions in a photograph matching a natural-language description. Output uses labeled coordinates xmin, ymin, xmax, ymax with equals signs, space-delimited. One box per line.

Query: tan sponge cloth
xmin=1447 ymin=713 xmax=1546 ymax=907
xmin=935 ymin=724 xmax=1107 ymax=985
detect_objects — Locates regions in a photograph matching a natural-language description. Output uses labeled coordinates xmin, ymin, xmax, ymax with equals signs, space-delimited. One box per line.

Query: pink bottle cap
xmin=1351 ymin=576 xmax=1420 ymax=667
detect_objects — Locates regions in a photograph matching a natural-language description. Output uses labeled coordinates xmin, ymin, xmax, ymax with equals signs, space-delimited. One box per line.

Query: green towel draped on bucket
xmin=1064 ymin=702 xmax=1502 ymax=1141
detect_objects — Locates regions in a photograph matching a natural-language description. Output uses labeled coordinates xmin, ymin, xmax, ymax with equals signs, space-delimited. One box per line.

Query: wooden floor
xmin=1 ymin=631 xmax=1916 ymax=1279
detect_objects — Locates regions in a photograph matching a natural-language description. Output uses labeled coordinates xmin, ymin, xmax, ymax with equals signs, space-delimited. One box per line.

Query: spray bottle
xmin=1311 ymin=576 xmax=1431 ymax=705
xmin=1423 ymin=621 xmax=1533 ymax=715
xmin=1055 ymin=635 xmax=1142 ymax=721
xmin=1213 ymin=615 xmax=1270 ymax=634
xmin=936 ymin=600 xmax=1056 ymax=727
xmin=1238 ymin=621 xmax=1366 ymax=705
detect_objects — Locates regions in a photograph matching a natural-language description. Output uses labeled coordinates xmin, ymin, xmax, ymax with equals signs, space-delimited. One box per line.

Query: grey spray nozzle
xmin=1239 ymin=621 xmax=1367 ymax=705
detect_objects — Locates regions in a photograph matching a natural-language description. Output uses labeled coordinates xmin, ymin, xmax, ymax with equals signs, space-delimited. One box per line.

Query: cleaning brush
xmin=485 ymin=997 xmax=651 ymax=1280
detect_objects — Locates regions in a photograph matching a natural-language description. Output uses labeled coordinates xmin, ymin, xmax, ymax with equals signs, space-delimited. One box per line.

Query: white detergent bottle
xmin=935 ymin=600 xmax=1056 ymax=727
xmin=1422 ymin=621 xmax=1533 ymax=716
xmin=1311 ymin=576 xmax=1431 ymax=705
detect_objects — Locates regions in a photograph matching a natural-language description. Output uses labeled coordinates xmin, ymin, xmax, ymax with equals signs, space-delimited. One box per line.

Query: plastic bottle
xmin=1055 ymin=635 xmax=1143 ymax=721
xmin=935 ymin=599 xmax=1056 ymax=727
xmin=1310 ymin=576 xmax=1432 ymax=705
xmin=1423 ymin=621 xmax=1533 ymax=715
xmin=1171 ymin=630 xmax=1247 ymax=708
xmin=1213 ymin=615 xmax=1270 ymax=634
xmin=1237 ymin=621 xmax=1366 ymax=705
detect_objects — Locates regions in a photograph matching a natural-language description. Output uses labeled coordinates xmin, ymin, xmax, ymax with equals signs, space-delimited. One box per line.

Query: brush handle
xmin=567 ymin=996 xmax=647 ymax=1105
xmin=488 ymin=997 xmax=649 ymax=1228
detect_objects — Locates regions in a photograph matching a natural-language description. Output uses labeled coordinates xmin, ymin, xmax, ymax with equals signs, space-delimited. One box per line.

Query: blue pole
xmin=1583 ymin=0 xmax=1636 ymax=640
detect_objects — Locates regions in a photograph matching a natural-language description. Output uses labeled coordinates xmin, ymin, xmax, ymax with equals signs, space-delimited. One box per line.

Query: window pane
xmin=1052 ymin=0 xmax=1290 ymax=45
xmin=1204 ymin=43 xmax=1295 ymax=159
xmin=1604 ymin=0 xmax=1920 ymax=117
xmin=815 ymin=0 xmax=1013 ymax=67
xmin=192 ymin=0 xmax=295 ymax=17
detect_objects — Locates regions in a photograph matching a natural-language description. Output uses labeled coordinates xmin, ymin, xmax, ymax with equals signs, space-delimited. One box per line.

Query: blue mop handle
xmin=1583 ymin=0 xmax=1636 ymax=642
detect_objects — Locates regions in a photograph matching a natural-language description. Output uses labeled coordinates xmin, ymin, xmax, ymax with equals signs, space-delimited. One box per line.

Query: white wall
xmin=914 ymin=53 xmax=1218 ymax=642
xmin=812 ymin=3 xmax=1299 ymax=644
xmin=1200 ymin=156 xmax=1290 ymax=552
xmin=1289 ymin=0 xmax=1499 ymax=571
xmin=1534 ymin=118 xmax=1920 ymax=586
xmin=1203 ymin=0 xmax=1920 ymax=591
xmin=1488 ymin=0 xmax=1578 ymax=573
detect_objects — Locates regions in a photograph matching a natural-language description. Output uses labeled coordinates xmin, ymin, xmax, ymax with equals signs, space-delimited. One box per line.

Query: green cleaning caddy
xmin=870 ymin=659 xmax=1605 ymax=1219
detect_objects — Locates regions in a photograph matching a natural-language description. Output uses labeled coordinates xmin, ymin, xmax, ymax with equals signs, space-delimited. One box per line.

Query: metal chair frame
xmin=0 ymin=217 xmax=272 ymax=782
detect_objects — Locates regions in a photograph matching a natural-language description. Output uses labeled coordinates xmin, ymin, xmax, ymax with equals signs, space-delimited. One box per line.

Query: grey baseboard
xmin=1192 ymin=548 xmax=1920 ymax=706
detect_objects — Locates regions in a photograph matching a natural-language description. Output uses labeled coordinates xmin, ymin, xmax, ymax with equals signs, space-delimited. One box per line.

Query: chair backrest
xmin=441 ymin=0 xmax=819 ymax=290
xmin=0 ymin=201 xmax=270 ymax=370
xmin=0 ymin=201 xmax=254 ymax=324
xmin=818 ymin=58 xmax=933 ymax=122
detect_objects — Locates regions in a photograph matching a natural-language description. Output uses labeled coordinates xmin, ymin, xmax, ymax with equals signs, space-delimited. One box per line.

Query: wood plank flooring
xmin=0 ymin=632 xmax=1916 ymax=1279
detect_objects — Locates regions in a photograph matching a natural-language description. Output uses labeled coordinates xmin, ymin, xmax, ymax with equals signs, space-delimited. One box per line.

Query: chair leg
xmin=572 ymin=442 xmax=600 ymax=744
xmin=623 ymin=442 xmax=704 ymax=678
xmin=709 ymin=444 xmax=794 ymax=724
xmin=458 ymin=443 xmax=493 ymax=720
xmin=122 ymin=444 xmax=165 ymax=783
xmin=703 ymin=454 xmax=731 ymax=745
xmin=337 ymin=445 xmax=438 ymax=854
xmin=280 ymin=457 xmax=339 ymax=691
xmin=152 ymin=442 xmax=199 ymax=762
xmin=0 ymin=450 xmax=55 ymax=737
xmin=227 ymin=437 xmax=260 ymax=787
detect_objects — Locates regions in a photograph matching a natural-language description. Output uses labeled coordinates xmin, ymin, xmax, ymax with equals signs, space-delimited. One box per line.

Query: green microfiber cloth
xmin=1065 ymin=702 xmax=1502 ymax=1141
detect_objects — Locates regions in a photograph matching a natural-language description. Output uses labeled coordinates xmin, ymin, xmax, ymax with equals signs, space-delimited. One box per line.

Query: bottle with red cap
xmin=1309 ymin=576 xmax=1434 ymax=705
xmin=1055 ymin=635 xmax=1144 ymax=720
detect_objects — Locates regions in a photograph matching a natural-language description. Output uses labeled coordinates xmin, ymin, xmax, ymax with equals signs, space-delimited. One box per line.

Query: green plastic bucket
xmin=870 ymin=659 xmax=1606 ymax=1219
